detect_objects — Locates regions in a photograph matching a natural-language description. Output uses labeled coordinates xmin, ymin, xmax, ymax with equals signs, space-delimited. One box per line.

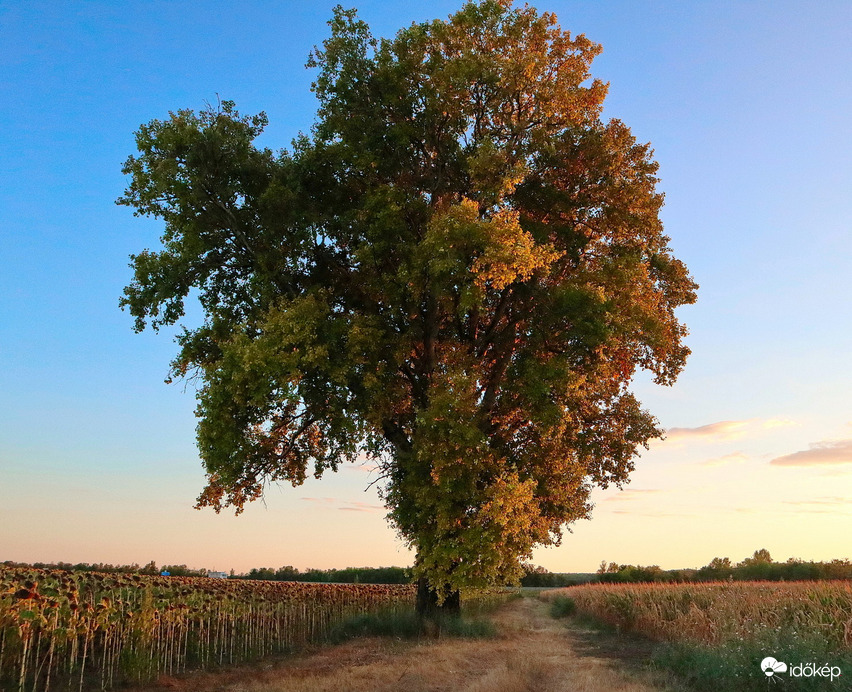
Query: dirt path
xmin=135 ymin=598 xmax=683 ymax=692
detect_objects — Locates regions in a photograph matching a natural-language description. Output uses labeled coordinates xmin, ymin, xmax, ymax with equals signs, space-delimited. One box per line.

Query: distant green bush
xmin=326 ymin=610 xmax=495 ymax=642
xmin=549 ymin=596 xmax=576 ymax=618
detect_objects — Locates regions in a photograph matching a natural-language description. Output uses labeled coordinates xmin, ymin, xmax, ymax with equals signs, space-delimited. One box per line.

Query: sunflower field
xmin=0 ymin=566 xmax=416 ymax=690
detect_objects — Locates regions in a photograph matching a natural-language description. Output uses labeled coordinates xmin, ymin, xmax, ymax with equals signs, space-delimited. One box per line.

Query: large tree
xmin=119 ymin=0 xmax=696 ymax=612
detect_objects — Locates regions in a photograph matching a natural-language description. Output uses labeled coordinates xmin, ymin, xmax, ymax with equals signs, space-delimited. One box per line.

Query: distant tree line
xmin=519 ymin=564 xmax=598 ymax=587
xmin=596 ymin=550 xmax=852 ymax=583
xmin=236 ymin=566 xmax=411 ymax=584
xmin=9 ymin=550 xmax=849 ymax=585
xmin=1 ymin=560 xmax=209 ymax=577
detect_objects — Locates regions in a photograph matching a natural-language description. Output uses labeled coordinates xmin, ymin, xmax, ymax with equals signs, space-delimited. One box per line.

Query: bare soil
xmin=125 ymin=597 xmax=685 ymax=692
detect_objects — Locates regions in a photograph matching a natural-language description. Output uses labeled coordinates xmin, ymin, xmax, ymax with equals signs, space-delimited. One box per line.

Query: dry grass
xmin=131 ymin=598 xmax=683 ymax=692
xmin=543 ymin=582 xmax=852 ymax=691
xmin=542 ymin=580 xmax=852 ymax=648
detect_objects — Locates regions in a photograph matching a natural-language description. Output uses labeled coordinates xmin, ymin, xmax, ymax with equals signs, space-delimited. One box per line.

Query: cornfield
xmin=545 ymin=581 xmax=852 ymax=650
xmin=0 ymin=566 xmax=417 ymax=691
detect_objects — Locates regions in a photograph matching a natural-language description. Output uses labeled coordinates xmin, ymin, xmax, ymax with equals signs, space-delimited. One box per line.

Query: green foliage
xmin=519 ymin=563 xmax=592 ymax=587
xmin=653 ymin=637 xmax=852 ymax=692
xmin=549 ymin=596 xmax=576 ymax=618
xmin=596 ymin=562 xmax=681 ymax=584
xmin=326 ymin=611 xmax=424 ymax=641
xmin=595 ymin=550 xmax=852 ymax=583
xmin=326 ymin=609 xmax=496 ymax=642
xmin=438 ymin=614 xmax=497 ymax=638
xmin=1 ymin=559 xmax=207 ymax=577
xmin=241 ymin=565 xmax=411 ymax=584
xmin=119 ymin=1 xmax=696 ymax=600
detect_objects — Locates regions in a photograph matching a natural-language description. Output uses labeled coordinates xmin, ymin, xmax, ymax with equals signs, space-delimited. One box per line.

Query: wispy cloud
xmin=777 ymin=497 xmax=852 ymax=515
xmin=611 ymin=509 xmax=682 ymax=517
xmin=603 ymin=489 xmax=662 ymax=503
xmin=301 ymin=497 xmax=338 ymax=505
xmin=817 ymin=467 xmax=852 ymax=477
xmin=344 ymin=463 xmax=381 ymax=474
xmin=700 ymin=452 xmax=750 ymax=467
xmin=763 ymin=418 xmax=797 ymax=430
xmin=770 ymin=439 xmax=852 ymax=467
xmin=735 ymin=499 xmax=851 ymax=515
xmin=782 ymin=497 xmax=848 ymax=507
xmin=665 ymin=420 xmax=750 ymax=442
xmin=665 ymin=418 xmax=796 ymax=444
xmin=301 ymin=497 xmax=384 ymax=513
xmin=339 ymin=501 xmax=385 ymax=513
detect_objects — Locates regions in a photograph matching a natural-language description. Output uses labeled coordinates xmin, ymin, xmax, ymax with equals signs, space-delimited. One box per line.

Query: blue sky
xmin=1 ymin=0 xmax=850 ymax=573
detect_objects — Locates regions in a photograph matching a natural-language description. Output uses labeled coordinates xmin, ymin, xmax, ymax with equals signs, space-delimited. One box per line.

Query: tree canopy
xmin=119 ymin=0 xmax=697 ymax=601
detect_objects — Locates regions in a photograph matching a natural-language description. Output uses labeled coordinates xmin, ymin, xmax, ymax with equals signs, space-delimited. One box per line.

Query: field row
xmin=543 ymin=580 xmax=852 ymax=689
xmin=545 ymin=580 xmax=852 ymax=649
xmin=0 ymin=566 xmax=417 ymax=691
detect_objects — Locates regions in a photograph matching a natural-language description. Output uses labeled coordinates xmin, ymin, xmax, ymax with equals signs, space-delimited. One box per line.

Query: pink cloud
xmin=665 ymin=418 xmax=796 ymax=444
xmin=665 ymin=420 xmax=749 ymax=441
xmin=770 ymin=439 xmax=852 ymax=467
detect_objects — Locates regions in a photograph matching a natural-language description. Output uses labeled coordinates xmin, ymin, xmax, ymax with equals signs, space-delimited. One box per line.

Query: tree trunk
xmin=415 ymin=576 xmax=461 ymax=617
